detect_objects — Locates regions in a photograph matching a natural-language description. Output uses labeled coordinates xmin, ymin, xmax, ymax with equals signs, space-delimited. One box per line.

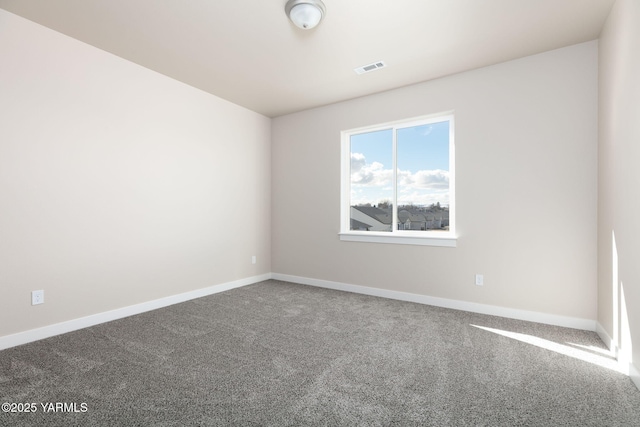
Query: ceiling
xmin=0 ymin=0 xmax=615 ymax=117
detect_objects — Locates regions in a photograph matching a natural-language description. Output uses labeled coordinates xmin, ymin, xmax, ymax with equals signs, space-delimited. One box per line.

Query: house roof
xmin=352 ymin=206 xmax=392 ymax=225
xmin=350 ymin=218 xmax=372 ymax=230
xmin=354 ymin=205 xmax=450 ymax=225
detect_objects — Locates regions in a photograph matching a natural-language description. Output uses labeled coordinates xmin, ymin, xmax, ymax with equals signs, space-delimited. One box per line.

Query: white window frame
xmin=340 ymin=112 xmax=456 ymax=247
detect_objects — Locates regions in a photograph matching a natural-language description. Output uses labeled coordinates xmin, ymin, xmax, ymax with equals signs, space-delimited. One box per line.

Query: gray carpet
xmin=1 ymin=280 xmax=639 ymax=426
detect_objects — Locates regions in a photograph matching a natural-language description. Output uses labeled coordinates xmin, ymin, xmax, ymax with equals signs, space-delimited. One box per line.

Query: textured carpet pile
xmin=1 ymin=280 xmax=639 ymax=426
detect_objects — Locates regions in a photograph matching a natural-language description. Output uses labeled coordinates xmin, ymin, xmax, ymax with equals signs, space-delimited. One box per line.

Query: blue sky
xmin=350 ymin=120 xmax=450 ymax=207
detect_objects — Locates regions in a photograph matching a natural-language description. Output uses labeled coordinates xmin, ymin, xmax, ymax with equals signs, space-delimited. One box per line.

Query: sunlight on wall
xmin=471 ymin=325 xmax=621 ymax=373
xmin=612 ymin=230 xmax=633 ymax=375
xmin=612 ymin=231 xmax=619 ymax=346
xmin=620 ymin=284 xmax=633 ymax=374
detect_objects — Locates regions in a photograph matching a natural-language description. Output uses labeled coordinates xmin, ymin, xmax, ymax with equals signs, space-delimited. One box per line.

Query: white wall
xmin=598 ymin=0 xmax=640 ymax=384
xmin=272 ymin=42 xmax=598 ymax=322
xmin=0 ymin=7 xmax=604 ymax=345
xmin=0 ymin=10 xmax=271 ymax=338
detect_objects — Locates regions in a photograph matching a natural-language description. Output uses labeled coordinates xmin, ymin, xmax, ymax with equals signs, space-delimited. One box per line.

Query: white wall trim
xmin=339 ymin=233 xmax=457 ymax=247
xmin=615 ymin=332 xmax=640 ymax=391
xmin=0 ymin=273 xmax=271 ymax=351
xmin=596 ymin=323 xmax=640 ymax=392
xmin=3 ymin=272 xmax=635 ymax=390
xmin=595 ymin=322 xmax=618 ymax=358
xmin=272 ymin=273 xmax=597 ymax=331
xmin=629 ymin=362 xmax=640 ymax=392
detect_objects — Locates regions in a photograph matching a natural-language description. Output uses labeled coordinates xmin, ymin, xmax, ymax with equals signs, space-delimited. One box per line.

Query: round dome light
xmin=285 ymin=0 xmax=326 ymax=30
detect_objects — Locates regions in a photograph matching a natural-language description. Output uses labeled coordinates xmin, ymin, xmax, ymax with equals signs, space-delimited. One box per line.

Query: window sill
xmin=339 ymin=232 xmax=457 ymax=247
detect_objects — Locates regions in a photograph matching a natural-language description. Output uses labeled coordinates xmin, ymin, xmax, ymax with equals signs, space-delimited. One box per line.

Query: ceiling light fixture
xmin=285 ymin=0 xmax=326 ymax=30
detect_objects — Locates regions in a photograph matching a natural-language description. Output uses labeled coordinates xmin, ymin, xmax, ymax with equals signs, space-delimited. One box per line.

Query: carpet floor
xmin=1 ymin=280 xmax=639 ymax=426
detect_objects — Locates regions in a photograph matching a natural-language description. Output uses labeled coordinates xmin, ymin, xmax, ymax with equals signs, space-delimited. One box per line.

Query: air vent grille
xmin=354 ymin=61 xmax=387 ymax=75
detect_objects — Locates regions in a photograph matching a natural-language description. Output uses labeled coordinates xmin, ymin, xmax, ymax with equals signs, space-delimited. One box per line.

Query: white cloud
xmin=350 ymin=152 xmax=366 ymax=173
xmin=398 ymin=190 xmax=449 ymax=207
xmin=350 ymin=152 xmax=392 ymax=186
xmin=398 ymin=169 xmax=449 ymax=190
xmin=420 ymin=126 xmax=434 ymax=137
xmin=350 ymin=152 xmax=450 ymax=206
xmin=351 ymin=153 xmax=448 ymax=190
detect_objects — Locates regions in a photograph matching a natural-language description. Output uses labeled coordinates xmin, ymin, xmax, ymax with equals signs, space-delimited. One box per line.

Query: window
xmin=340 ymin=112 xmax=455 ymax=247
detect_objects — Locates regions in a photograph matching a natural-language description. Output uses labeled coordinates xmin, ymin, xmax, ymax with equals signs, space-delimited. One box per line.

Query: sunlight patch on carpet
xmin=471 ymin=325 xmax=621 ymax=373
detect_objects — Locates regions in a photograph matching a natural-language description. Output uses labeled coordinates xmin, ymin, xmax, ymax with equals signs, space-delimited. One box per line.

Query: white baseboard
xmin=595 ymin=322 xmax=618 ymax=358
xmin=3 ymin=272 xmax=638 ymax=392
xmin=0 ymin=273 xmax=271 ymax=351
xmin=629 ymin=362 xmax=640 ymax=392
xmin=276 ymin=273 xmax=638 ymax=391
xmin=595 ymin=322 xmax=640 ymax=392
xmin=272 ymin=273 xmax=597 ymax=331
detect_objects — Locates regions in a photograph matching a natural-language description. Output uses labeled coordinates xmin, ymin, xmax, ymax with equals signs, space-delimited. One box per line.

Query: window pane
xmin=350 ymin=129 xmax=393 ymax=232
xmin=396 ymin=121 xmax=450 ymax=232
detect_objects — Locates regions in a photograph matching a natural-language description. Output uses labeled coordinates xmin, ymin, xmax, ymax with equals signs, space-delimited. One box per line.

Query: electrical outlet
xmin=32 ymin=290 xmax=44 ymax=305
xmin=251 ymin=255 xmax=257 ymax=265
xmin=475 ymin=274 xmax=484 ymax=286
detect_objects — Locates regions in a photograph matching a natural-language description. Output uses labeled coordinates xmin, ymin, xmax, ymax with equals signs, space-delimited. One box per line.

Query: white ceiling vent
xmin=354 ymin=61 xmax=387 ymax=75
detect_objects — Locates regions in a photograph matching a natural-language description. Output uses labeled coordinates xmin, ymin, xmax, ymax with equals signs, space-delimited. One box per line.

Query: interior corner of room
xmin=0 ymin=0 xmax=638 ymax=398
